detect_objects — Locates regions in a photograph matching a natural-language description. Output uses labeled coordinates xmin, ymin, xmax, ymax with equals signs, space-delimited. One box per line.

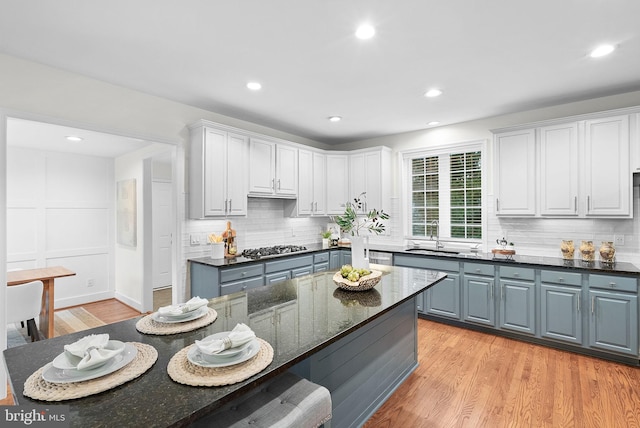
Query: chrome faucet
xmin=430 ymin=220 xmax=444 ymax=249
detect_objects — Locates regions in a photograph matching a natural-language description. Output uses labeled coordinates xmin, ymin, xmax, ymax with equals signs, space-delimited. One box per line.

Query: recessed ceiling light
xmin=65 ymin=136 xmax=83 ymax=142
xmin=246 ymin=81 xmax=262 ymax=90
xmin=355 ymin=24 xmax=375 ymax=40
xmin=428 ymin=121 xmax=440 ymax=126
xmin=328 ymin=116 xmax=342 ymax=122
xmin=424 ymin=89 xmax=443 ymax=98
xmin=590 ymin=44 xmax=615 ymax=58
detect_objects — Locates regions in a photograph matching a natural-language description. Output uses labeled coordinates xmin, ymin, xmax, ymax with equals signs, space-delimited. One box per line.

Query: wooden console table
xmin=7 ymin=266 xmax=76 ymax=339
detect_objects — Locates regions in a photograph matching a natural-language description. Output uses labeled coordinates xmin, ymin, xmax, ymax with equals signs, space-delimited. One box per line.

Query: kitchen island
xmin=3 ymin=265 xmax=446 ymax=427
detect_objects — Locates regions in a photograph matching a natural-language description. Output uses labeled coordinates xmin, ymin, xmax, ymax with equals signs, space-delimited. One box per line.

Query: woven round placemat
xmin=135 ymin=308 xmax=217 ymax=335
xmin=23 ymin=342 xmax=158 ymax=402
xmin=167 ymin=339 xmax=273 ymax=387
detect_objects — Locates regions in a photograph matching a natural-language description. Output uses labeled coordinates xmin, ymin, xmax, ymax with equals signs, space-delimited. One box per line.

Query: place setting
xmin=168 ymin=323 xmax=273 ymax=387
xmin=135 ymin=296 xmax=217 ymax=335
xmin=23 ymin=333 xmax=157 ymax=401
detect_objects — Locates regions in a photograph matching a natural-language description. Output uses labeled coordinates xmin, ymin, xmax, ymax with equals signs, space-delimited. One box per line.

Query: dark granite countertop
xmin=3 ymin=265 xmax=445 ymax=428
xmin=190 ymin=242 xmax=640 ymax=276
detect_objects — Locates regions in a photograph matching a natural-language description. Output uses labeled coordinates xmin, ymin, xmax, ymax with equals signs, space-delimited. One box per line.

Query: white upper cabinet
xmin=297 ymin=149 xmax=326 ymax=215
xmin=349 ymin=147 xmax=391 ymax=213
xmin=248 ymin=138 xmax=298 ymax=197
xmin=326 ymin=154 xmax=349 ymax=214
xmin=539 ymin=123 xmax=579 ymax=216
xmin=494 ymin=129 xmax=536 ymax=216
xmin=494 ymin=110 xmax=633 ymax=218
xmin=189 ymin=124 xmax=248 ymax=218
xmin=584 ymin=115 xmax=630 ymax=217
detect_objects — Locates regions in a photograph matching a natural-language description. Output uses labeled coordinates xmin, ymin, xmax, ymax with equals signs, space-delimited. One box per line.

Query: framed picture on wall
xmin=117 ymin=178 xmax=137 ymax=247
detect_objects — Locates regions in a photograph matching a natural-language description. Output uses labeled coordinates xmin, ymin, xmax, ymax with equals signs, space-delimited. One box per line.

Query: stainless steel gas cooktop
xmin=241 ymin=245 xmax=307 ymax=259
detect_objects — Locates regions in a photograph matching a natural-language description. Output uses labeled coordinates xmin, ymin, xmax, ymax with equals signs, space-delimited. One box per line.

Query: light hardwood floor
xmin=5 ymin=300 xmax=640 ymax=427
xmin=366 ymin=319 xmax=640 ymax=428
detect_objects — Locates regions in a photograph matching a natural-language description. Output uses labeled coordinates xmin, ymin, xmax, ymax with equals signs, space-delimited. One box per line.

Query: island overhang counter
xmin=3 ymin=265 xmax=446 ymax=428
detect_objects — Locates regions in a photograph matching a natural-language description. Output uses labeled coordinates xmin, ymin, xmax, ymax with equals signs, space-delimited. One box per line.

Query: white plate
xmin=195 ymin=332 xmax=253 ymax=360
xmin=42 ymin=343 xmax=138 ymax=384
xmin=52 ymin=340 xmax=126 ymax=370
xmin=156 ymin=303 xmax=204 ymax=320
xmin=151 ymin=306 xmax=208 ymax=324
xmin=187 ymin=339 xmax=260 ymax=368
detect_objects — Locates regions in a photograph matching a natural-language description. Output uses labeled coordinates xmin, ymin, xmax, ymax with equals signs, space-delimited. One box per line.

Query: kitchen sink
xmin=404 ymin=248 xmax=460 ymax=255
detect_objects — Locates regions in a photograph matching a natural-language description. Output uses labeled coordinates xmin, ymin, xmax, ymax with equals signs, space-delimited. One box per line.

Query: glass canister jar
xmin=599 ymin=241 xmax=616 ymax=264
xmin=579 ymin=240 xmax=595 ymax=262
xmin=560 ymin=240 xmax=575 ymax=260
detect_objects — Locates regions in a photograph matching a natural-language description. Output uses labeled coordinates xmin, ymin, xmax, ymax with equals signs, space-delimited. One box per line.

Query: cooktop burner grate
xmin=241 ymin=245 xmax=307 ymax=259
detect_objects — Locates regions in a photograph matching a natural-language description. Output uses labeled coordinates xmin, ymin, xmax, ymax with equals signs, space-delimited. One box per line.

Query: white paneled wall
xmin=6 ymin=147 xmax=113 ymax=308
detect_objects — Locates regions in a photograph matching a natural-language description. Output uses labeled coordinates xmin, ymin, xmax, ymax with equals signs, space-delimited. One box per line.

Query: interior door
xmin=152 ymin=181 xmax=172 ymax=289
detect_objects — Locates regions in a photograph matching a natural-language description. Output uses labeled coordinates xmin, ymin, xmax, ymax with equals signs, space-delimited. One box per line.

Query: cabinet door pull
xmin=271 ymin=178 xmax=275 ymax=191
xmin=609 ymin=282 xmax=617 ymax=288
xmin=314 ymin=202 xmax=318 ymax=212
xmin=587 ymin=195 xmax=590 ymax=211
xmin=490 ymin=283 xmax=494 ymax=299
xmin=496 ymin=198 xmax=500 ymax=212
xmin=277 ymin=179 xmax=281 ymax=190
xmin=574 ymin=196 xmax=578 ymax=213
xmin=501 ymin=284 xmax=505 ymax=301
xmin=591 ymin=296 xmax=595 ymax=315
xmin=514 ymin=272 xmax=520 ymax=277
xmin=224 ymin=199 xmax=228 ymax=214
xmin=311 ymin=202 xmax=314 ymax=212
xmin=558 ymin=277 xmax=564 ymax=283
xmin=577 ymin=295 xmax=581 ymax=313
xmin=228 ymin=199 xmax=232 ymax=212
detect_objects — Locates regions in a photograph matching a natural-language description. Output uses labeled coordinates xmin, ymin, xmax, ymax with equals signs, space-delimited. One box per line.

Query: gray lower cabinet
xmin=394 ymin=254 xmax=460 ymax=319
xmin=540 ymin=283 xmax=582 ymax=345
xmin=463 ymin=275 xmax=495 ymax=326
xmin=589 ymin=289 xmax=638 ymax=356
xmin=329 ymin=250 xmax=340 ymax=269
xmin=427 ymin=273 xmax=461 ymax=319
xmin=498 ymin=266 xmax=536 ymax=335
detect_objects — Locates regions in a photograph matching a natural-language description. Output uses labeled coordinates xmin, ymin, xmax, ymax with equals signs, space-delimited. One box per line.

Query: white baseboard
xmin=114 ymin=291 xmax=143 ymax=312
xmin=55 ymin=291 xmax=114 ymax=310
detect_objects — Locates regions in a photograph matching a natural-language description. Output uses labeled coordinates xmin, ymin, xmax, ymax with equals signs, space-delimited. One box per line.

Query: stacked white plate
xmin=187 ymin=332 xmax=260 ymax=368
xmin=151 ymin=305 xmax=209 ymax=324
xmin=42 ymin=340 xmax=138 ymax=384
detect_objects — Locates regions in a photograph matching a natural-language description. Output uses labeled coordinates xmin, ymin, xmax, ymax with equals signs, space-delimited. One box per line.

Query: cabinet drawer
xmin=220 ymin=276 xmax=264 ymax=295
xmin=540 ymin=270 xmax=582 ymax=286
xmin=394 ymin=255 xmax=459 ymax=272
xmin=265 ymin=255 xmax=314 ymax=273
xmin=265 ymin=271 xmax=291 ymax=285
xmin=314 ymin=252 xmax=330 ymax=263
xmin=292 ymin=266 xmax=313 ymax=278
xmin=314 ymin=262 xmax=329 ymax=272
xmin=220 ymin=264 xmax=264 ymax=283
xmin=589 ymin=274 xmax=637 ymax=293
xmin=464 ymin=262 xmax=494 ymax=277
xmin=500 ymin=266 xmax=535 ymax=281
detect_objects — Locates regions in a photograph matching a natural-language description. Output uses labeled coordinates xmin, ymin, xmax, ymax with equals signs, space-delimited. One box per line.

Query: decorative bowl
xmin=332 ymin=270 xmax=382 ymax=292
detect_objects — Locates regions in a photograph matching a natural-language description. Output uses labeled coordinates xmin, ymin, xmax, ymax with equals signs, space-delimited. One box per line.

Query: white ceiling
xmin=7 ymin=118 xmax=153 ymax=158
xmin=1 ymin=0 xmax=640 ymax=145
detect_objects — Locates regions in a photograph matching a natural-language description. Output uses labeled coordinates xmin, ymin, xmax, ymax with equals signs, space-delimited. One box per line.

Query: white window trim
xmin=400 ymin=139 xmax=488 ymax=244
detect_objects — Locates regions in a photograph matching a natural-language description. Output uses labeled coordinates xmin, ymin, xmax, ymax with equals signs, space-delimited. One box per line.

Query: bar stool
xmin=193 ymin=372 xmax=332 ymax=428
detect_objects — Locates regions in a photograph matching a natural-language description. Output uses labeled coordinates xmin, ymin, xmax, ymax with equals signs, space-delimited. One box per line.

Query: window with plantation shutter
xmin=405 ymin=143 xmax=483 ymax=241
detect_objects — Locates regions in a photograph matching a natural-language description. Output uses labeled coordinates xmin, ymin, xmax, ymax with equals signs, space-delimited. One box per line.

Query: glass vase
xmin=560 ymin=240 xmax=574 ymax=260
xmin=579 ymin=240 xmax=595 ymax=262
xmin=599 ymin=241 xmax=616 ymax=264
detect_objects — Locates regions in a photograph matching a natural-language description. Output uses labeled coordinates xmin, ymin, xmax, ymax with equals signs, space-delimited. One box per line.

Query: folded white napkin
xmin=158 ymin=296 xmax=209 ymax=317
xmin=195 ymin=323 xmax=256 ymax=355
xmin=63 ymin=334 xmax=123 ymax=371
